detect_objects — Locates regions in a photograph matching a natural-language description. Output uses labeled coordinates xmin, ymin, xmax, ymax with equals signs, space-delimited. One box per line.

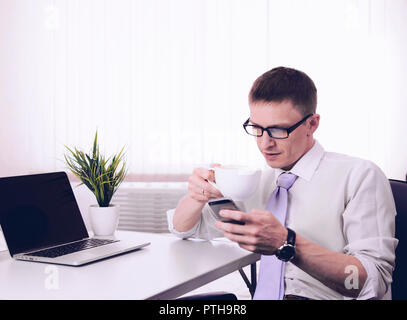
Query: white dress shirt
xmin=166 ymin=140 xmax=398 ymax=300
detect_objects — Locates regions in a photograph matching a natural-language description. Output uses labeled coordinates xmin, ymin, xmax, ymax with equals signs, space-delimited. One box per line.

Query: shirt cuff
xmin=166 ymin=208 xmax=200 ymax=239
xmin=346 ymin=253 xmax=388 ymax=300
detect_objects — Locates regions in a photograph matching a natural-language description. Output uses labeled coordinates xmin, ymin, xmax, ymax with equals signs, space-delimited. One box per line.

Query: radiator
xmin=111 ymin=182 xmax=188 ymax=233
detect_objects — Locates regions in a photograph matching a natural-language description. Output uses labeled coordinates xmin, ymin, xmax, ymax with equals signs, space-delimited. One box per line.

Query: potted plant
xmin=64 ymin=131 xmax=127 ymax=236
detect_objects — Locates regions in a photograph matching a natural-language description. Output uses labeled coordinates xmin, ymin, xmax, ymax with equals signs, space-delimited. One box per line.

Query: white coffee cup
xmin=207 ymin=165 xmax=261 ymax=201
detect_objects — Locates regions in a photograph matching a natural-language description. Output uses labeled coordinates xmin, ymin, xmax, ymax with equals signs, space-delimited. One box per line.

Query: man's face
xmin=249 ymin=100 xmax=318 ymax=171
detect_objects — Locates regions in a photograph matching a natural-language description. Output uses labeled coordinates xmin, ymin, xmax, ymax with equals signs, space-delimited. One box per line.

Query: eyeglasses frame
xmin=243 ymin=113 xmax=314 ymax=139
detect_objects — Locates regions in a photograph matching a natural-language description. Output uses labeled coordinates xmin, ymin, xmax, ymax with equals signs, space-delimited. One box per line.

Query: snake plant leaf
xmin=64 ymin=131 xmax=127 ymax=207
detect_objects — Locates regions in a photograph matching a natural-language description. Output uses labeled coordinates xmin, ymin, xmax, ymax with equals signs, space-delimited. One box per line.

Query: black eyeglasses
xmin=243 ymin=114 xmax=314 ymax=139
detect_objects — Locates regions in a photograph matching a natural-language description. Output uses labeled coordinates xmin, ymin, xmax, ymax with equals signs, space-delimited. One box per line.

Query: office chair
xmin=389 ymin=179 xmax=407 ymax=300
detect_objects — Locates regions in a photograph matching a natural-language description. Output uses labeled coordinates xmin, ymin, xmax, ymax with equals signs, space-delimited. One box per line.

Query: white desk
xmin=0 ymin=231 xmax=259 ymax=299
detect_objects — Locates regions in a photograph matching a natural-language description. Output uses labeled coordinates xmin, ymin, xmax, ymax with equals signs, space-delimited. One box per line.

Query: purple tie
xmin=253 ymin=172 xmax=298 ymax=300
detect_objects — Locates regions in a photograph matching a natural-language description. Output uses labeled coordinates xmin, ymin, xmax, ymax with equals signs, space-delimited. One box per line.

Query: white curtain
xmin=1 ymin=0 xmax=406 ymax=180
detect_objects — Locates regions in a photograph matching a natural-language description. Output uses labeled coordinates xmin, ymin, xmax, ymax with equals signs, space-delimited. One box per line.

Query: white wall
xmin=0 ymin=0 xmax=406 ymax=180
xmin=70 ymin=182 xmax=95 ymax=232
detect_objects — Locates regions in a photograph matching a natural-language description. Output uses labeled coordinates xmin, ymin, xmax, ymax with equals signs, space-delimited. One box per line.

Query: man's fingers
xmin=219 ymin=209 xmax=253 ymax=224
xmin=215 ymin=220 xmax=248 ymax=235
xmin=190 ymin=184 xmax=218 ymax=199
xmin=189 ymin=174 xmax=222 ymax=197
xmin=187 ymin=166 xmax=224 ymax=202
xmin=193 ymin=167 xmax=215 ymax=182
xmin=222 ymin=231 xmax=258 ymax=246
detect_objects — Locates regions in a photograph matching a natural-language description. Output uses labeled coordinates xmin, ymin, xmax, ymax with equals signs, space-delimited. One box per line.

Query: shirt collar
xmin=275 ymin=140 xmax=325 ymax=182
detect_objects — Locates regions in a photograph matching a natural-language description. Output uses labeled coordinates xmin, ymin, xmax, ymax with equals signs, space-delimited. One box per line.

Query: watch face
xmin=277 ymin=245 xmax=295 ymax=262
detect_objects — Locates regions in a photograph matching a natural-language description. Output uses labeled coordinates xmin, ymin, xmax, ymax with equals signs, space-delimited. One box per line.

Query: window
xmin=1 ymin=0 xmax=406 ymax=180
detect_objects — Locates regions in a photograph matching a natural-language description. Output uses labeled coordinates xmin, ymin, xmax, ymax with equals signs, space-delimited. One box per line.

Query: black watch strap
xmin=276 ymin=227 xmax=296 ymax=262
xmin=286 ymin=227 xmax=296 ymax=246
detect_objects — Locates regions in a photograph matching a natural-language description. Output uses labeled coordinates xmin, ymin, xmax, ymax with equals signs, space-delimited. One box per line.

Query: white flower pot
xmin=89 ymin=204 xmax=120 ymax=236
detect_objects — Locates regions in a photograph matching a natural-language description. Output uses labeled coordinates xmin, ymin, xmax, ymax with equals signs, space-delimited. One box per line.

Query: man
xmin=166 ymin=67 xmax=397 ymax=300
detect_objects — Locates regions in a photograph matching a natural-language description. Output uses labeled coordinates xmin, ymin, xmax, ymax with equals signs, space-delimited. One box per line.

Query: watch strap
xmin=286 ymin=227 xmax=296 ymax=246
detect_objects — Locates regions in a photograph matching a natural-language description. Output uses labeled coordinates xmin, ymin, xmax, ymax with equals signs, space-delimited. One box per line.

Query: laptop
xmin=0 ymin=171 xmax=150 ymax=266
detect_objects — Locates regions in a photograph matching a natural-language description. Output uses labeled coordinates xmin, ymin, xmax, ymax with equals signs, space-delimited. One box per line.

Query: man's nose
xmin=259 ymin=133 xmax=276 ymax=148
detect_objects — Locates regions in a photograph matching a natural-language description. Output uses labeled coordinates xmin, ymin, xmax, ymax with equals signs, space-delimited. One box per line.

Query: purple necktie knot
xmin=276 ymin=172 xmax=297 ymax=190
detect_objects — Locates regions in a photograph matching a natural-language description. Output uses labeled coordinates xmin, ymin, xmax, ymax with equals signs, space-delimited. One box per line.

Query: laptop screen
xmin=0 ymin=172 xmax=89 ymax=256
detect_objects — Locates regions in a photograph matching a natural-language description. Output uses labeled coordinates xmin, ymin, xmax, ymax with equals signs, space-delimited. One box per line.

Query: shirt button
xmin=295 ymin=288 xmax=301 ymax=294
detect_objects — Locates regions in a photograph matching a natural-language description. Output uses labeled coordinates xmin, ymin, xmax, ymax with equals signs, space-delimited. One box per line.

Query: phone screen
xmin=208 ymin=199 xmax=245 ymax=225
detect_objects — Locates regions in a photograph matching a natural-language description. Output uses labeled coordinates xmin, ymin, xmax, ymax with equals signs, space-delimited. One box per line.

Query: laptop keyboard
xmin=26 ymin=238 xmax=119 ymax=258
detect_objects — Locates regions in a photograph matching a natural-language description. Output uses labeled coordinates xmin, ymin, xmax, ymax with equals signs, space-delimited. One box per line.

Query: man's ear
xmin=309 ymin=114 xmax=320 ymax=134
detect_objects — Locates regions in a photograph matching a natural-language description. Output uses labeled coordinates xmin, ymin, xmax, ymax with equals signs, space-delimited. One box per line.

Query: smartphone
xmin=208 ymin=199 xmax=245 ymax=225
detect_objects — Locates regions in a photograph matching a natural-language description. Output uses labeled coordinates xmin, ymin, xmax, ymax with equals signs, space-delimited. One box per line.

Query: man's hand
xmin=187 ymin=164 xmax=223 ymax=203
xmin=216 ymin=209 xmax=368 ymax=298
xmin=173 ymin=163 xmax=223 ymax=232
xmin=214 ymin=209 xmax=288 ymax=255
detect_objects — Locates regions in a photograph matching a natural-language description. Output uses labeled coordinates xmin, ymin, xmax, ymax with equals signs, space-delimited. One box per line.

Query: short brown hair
xmin=249 ymin=66 xmax=317 ymax=116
